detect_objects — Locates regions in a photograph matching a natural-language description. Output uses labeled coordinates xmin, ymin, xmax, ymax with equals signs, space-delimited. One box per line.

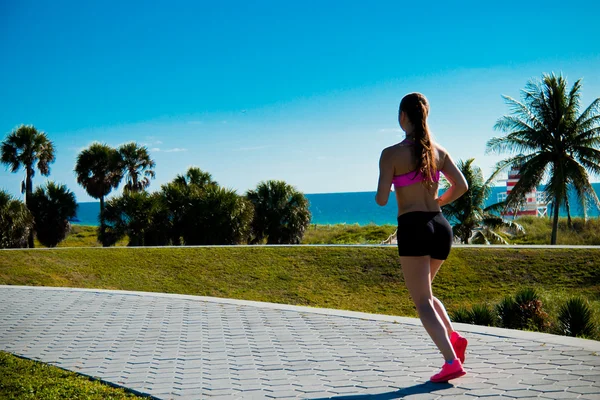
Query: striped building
xmin=497 ymin=166 xmax=549 ymax=217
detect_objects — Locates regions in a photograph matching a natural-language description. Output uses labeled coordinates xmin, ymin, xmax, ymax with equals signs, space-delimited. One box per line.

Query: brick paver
xmin=1 ymin=286 xmax=599 ymax=399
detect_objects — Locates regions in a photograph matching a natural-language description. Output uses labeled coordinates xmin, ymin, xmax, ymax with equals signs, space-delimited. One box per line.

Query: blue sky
xmin=1 ymin=0 xmax=599 ymax=202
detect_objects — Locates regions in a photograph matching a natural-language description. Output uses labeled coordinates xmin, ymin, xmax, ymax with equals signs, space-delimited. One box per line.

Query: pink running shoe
xmin=450 ymin=331 xmax=468 ymax=364
xmin=430 ymin=359 xmax=466 ymax=383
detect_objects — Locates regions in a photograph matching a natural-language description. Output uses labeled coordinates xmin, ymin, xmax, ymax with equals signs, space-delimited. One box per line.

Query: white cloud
xmin=164 ymin=148 xmax=188 ymax=153
xmin=150 ymin=148 xmax=161 ymax=152
xmin=155 ymin=140 xmax=163 ymax=145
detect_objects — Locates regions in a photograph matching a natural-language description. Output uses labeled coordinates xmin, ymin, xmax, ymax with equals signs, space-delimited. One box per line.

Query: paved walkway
xmin=1 ymin=286 xmax=599 ymax=399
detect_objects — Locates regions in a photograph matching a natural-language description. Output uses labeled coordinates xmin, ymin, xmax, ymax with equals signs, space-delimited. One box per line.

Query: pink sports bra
xmin=392 ymin=139 xmax=440 ymax=188
xmin=392 ymin=169 xmax=440 ymax=188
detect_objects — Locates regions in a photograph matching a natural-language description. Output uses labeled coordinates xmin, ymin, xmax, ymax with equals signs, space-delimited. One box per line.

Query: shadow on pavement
xmin=310 ymin=382 xmax=454 ymax=399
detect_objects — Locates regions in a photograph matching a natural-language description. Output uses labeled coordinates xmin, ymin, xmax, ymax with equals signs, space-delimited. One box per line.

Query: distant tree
xmin=246 ymin=180 xmax=311 ymax=244
xmin=442 ymin=158 xmax=523 ymax=244
xmin=177 ymin=185 xmax=254 ymax=245
xmin=173 ymin=166 xmax=218 ymax=189
xmin=159 ymin=168 xmax=253 ymax=245
xmin=29 ymin=182 xmax=77 ymax=247
xmin=1 ymin=125 xmax=55 ymax=247
xmin=75 ymin=143 xmax=122 ymax=242
xmin=102 ymin=191 xmax=171 ymax=247
xmin=487 ymin=73 xmax=600 ymax=244
xmin=118 ymin=142 xmax=156 ymax=193
xmin=161 ymin=167 xmax=219 ymax=244
xmin=0 ymin=190 xmax=33 ymax=249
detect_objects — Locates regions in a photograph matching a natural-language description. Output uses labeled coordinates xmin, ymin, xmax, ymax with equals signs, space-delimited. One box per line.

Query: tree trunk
xmin=99 ymin=196 xmax=106 ymax=246
xmin=551 ymin=194 xmax=560 ymax=245
xmin=26 ymin=167 xmax=34 ymax=248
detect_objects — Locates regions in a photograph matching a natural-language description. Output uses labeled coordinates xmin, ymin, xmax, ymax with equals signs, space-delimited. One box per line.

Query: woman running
xmin=375 ymin=92 xmax=469 ymax=383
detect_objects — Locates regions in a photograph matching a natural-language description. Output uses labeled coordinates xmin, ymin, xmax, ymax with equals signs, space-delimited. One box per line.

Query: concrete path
xmin=1 ymin=286 xmax=599 ymax=399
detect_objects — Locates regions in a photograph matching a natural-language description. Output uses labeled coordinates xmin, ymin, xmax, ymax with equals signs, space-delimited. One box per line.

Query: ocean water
xmin=73 ymin=184 xmax=600 ymax=227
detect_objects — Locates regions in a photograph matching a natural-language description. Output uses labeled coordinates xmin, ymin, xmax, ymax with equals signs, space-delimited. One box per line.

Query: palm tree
xmin=0 ymin=190 xmax=33 ymax=248
xmin=75 ymin=143 xmax=123 ymax=239
xmin=102 ymin=190 xmax=171 ymax=247
xmin=28 ymin=182 xmax=77 ymax=247
xmin=442 ymin=158 xmax=524 ymax=244
xmin=487 ymin=73 xmax=600 ymax=244
xmin=1 ymin=125 xmax=55 ymax=247
xmin=173 ymin=166 xmax=218 ymax=189
xmin=118 ymin=142 xmax=156 ymax=193
xmin=176 ymin=185 xmax=254 ymax=245
xmin=159 ymin=167 xmax=219 ymax=244
xmin=246 ymin=180 xmax=311 ymax=244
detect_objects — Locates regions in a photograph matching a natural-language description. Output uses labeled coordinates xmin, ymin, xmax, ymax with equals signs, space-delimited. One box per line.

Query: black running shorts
xmin=396 ymin=211 xmax=453 ymax=260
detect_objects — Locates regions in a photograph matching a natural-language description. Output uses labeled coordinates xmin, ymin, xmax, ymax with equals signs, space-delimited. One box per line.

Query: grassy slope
xmin=1 ymin=246 xmax=598 ymax=320
xmin=0 ymin=352 xmax=142 ymax=399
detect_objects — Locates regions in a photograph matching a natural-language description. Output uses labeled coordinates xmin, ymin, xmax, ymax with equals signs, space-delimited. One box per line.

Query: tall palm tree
xmin=29 ymin=182 xmax=77 ymax=247
xmin=0 ymin=190 xmax=33 ymax=249
xmin=487 ymin=73 xmax=600 ymax=244
xmin=1 ymin=125 xmax=55 ymax=247
xmin=246 ymin=180 xmax=311 ymax=244
xmin=118 ymin=142 xmax=156 ymax=193
xmin=442 ymin=158 xmax=524 ymax=244
xmin=75 ymin=143 xmax=123 ymax=235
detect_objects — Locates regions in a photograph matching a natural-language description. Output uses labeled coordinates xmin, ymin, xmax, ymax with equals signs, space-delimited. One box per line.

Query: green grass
xmin=39 ymin=217 xmax=600 ymax=248
xmin=0 ymin=351 xmax=143 ymax=399
xmin=512 ymin=216 xmax=600 ymax=245
xmin=34 ymin=225 xmax=128 ymax=248
xmin=1 ymin=246 xmax=598 ymax=328
xmin=302 ymin=223 xmax=397 ymax=244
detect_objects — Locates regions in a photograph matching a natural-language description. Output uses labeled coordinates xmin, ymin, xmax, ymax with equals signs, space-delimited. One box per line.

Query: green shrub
xmin=496 ymin=296 xmax=521 ymax=329
xmin=451 ymin=307 xmax=472 ymax=324
xmin=0 ymin=190 xmax=33 ymax=248
xmin=470 ymin=304 xmax=497 ymax=326
xmin=558 ymin=297 xmax=597 ymax=338
xmin=247 ymin=180 xmax=311 ymax=244
xmin=28 ymin=182 xmax=77 ymax=247
xmin=495 ymin=288 xmax=550 ymax=332
xmin=101 ymin=191 xmax=171 ymax=247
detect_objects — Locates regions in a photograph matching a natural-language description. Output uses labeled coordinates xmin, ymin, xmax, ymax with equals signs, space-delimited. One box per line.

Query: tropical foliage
xmin=102 ymin=167 xmax=254 ymax=246
xmin=118 ymin=142 xmax=156 ymax=193
xmin=487 ymin=73 xmax=600 ymax=244
xmin=558 ymin=297 xmax=596 ymax=338
xmin=0 ymin=190 xmax=33 ymax=249
xmin=75 ymin=143 xmax=122 ymax=243
xmin=102 ymin=191 xmax=170 ymax=247
xmin=75 ymin=143 xmax=123 ymax=213
xmin=28 ymin=182 xmax=77 ymax=247
xmin=1 ymin=125 xmax=55 ymax=247
xmin=441 ymin=158 xmax=523 ymax=244
xmin=173 ymin=166 xmax=217 ymax=189
xmin=246 ymin=180 xmax=311 ymax=244
xmin=176 ymin=185 xmax=254 ymax=245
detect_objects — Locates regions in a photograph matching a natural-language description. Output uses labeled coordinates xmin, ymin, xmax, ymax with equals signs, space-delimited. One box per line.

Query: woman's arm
xmin=375 ymin=148 xmax=394 ymax=206
xmin=437 ymin=151 xmax=468 ymax=207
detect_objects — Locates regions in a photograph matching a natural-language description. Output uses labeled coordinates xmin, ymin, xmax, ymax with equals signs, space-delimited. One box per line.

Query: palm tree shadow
xmin=310 ymin=382 xmax=454 ymax=399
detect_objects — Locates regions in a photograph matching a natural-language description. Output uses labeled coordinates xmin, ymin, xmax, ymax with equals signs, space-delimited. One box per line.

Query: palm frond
xmin=470 ymin=231 xmax=489 ymax=245
xmin=504 ymin=153 xmax=551 ymax=209
xmin=497 ymin=95 xmax=547 ymax=132
xmin=574 ymin=97 xmax=600 ymax=128
xmin=486 ymin=127 xmax=541 ymax=155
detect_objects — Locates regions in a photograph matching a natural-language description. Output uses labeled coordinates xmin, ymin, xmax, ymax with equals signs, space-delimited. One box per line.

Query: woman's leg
xmin=430 ymin=258 xmax=454 ymax=337
xmin=400 ymin=255 xmax=457 ymax=362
